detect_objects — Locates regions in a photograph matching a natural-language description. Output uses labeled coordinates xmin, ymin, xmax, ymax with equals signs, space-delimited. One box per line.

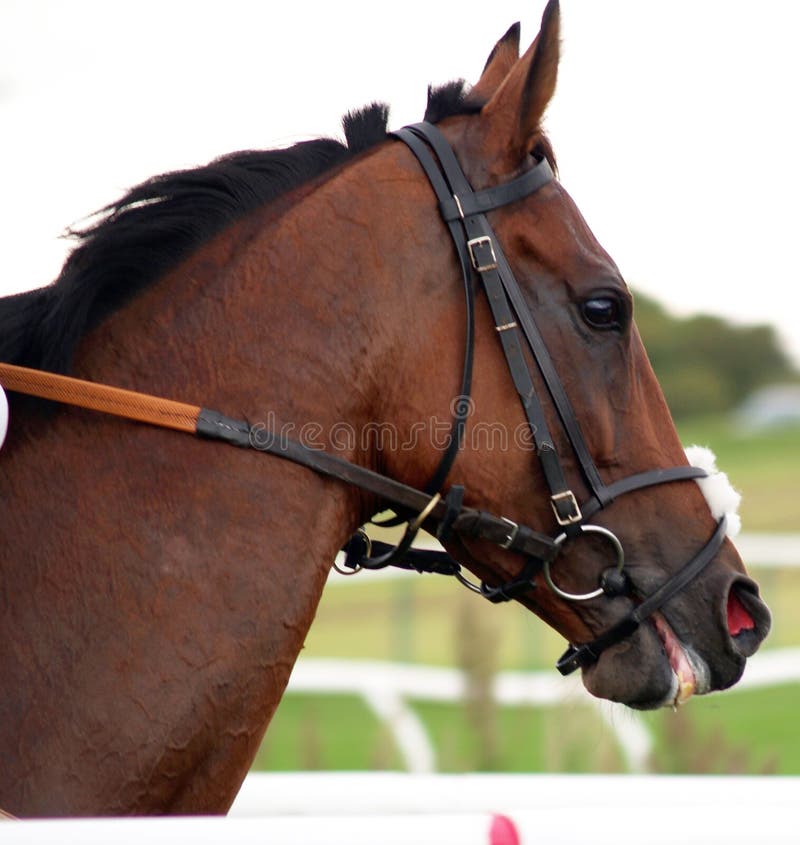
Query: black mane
xmin=1 ymin=82 xmax=475 ymax=374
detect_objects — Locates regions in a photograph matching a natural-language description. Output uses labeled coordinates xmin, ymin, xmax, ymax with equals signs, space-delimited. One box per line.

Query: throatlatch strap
xmin=384 ymin=130 xmax=476 ymax=500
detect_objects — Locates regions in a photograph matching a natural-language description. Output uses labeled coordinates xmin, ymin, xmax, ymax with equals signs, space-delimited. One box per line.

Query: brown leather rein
xmin=0 ymin=362 xmax=199 ymax=434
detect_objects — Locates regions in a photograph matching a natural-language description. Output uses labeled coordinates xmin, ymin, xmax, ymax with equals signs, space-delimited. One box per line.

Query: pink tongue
xmin=653 ymin=614 xmax=695 ymax=692
xmin=727 ymin=591 xmax=755 ymax=636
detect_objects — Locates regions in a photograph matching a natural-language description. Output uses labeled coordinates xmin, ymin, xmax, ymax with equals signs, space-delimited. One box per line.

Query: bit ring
xmin=543 ymin=524 xmax=625 ymax=601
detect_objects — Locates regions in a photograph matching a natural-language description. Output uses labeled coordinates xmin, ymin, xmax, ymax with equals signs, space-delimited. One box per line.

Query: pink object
xmin=728 ymin=590 xmax=755 ymax=636
xmin=489 ymin=814 xmax=521 ymax=845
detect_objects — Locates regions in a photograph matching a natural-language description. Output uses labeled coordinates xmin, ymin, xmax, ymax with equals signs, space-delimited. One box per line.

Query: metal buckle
xmin=467 ymin=236 xmax=498 ymax=272
xmin=499 ymin=517 xmax=519 ymax=549
xmin=550 ymin=490 xmax=583 ymax=526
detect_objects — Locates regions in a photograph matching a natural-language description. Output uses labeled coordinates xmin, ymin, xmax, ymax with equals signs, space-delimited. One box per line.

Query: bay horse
xmin=0 ymin=1 xmax=770 ymax=817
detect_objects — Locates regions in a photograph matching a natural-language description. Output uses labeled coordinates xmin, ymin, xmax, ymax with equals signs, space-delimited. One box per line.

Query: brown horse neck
xmin=0 ymin=136 xmax=472 ymax=815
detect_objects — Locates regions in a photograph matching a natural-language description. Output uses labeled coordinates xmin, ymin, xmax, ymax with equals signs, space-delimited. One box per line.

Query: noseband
xmin=0 ymin=122 xmax=727 ymax=677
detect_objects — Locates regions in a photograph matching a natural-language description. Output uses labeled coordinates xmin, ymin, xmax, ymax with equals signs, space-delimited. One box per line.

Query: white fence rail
xmin=232 ymin=770 xmax=800 ymax=817
xmin=5 ymin=774 xmax=798 ymax=844
xmin=734 ymin=533 xmax=800 ymax=567
xmin=0 ymin=812 xmax=515 ymax=845
xmin=230 ymin=772 xmax=800 ymax=844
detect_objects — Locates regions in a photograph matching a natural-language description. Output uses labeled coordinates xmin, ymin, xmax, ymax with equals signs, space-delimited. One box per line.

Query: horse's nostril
xmin=727 ymin=580 xmax=771 ymax=657
xmin=727 ymin=588 xmax=755 ymax=636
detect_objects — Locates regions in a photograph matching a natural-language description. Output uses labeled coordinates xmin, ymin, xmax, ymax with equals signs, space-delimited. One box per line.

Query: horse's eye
xmin=581 ymin=297 xmax=622 ymax=331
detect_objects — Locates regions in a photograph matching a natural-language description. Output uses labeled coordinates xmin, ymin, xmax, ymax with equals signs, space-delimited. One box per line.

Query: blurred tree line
xmin=633 ymin=291 xmax=797 ymax=419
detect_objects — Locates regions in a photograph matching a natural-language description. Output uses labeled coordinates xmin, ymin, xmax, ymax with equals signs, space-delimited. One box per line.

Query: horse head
xmin=377 ymin=1 xmax=770 ymax=709
xmin=0 ymin=0 xmax=775 ymax=816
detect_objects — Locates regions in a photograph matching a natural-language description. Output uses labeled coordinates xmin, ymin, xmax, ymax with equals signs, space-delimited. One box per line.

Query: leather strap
xmin=396 ymin=125 xmax=580 ymax=525
xmin=438 ymin=158 xmax=554 ymax=222
xmin=0 ymin=363 xmax=560 ymax=568
xmin=0 ymin=362 xmax=200 ymax=433
xmin=214 ymin=417 xmax=558 ymax=564
xmin=389 ymin=130 xmax=476 ymax=499
xmin=580 ymin=466 xmax=710 ymax=521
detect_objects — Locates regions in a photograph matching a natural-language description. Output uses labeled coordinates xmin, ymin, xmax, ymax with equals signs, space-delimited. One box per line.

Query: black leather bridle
xmin=0 ymin=121 xmax=728 ymax=678
xmin=336 ymin=121 xmax=728 ymax=676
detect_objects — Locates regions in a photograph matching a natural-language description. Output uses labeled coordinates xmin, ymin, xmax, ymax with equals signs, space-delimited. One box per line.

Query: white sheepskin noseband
xmin=683 ymin=445 xmax=741 ymax=538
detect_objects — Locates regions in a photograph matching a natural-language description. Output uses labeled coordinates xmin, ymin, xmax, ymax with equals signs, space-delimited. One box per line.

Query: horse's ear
xmin=481 ymin=0 xmax=560 ymax=162
xmin=468 ymin=23 xmax=521 ymax=103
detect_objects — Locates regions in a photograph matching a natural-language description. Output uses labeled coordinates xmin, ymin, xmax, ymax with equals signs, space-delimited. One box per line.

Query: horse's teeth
xmin=674 ymin=671 xmax=695 ymax=706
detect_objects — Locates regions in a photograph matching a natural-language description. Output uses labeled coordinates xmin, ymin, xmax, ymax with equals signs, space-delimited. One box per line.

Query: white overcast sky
xmin=2 ymin=0 xmax=799 ymax=365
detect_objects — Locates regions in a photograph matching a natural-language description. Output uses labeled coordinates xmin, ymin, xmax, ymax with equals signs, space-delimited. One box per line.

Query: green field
xmin=251 ymin=418 xmax=800 ymax=775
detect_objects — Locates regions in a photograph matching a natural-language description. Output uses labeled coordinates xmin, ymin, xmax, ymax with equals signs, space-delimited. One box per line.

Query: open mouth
xmin=651 ymin=612 xmax=703 ymax=707
xmin=647 ymin=584 xmax=767 ymax=708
